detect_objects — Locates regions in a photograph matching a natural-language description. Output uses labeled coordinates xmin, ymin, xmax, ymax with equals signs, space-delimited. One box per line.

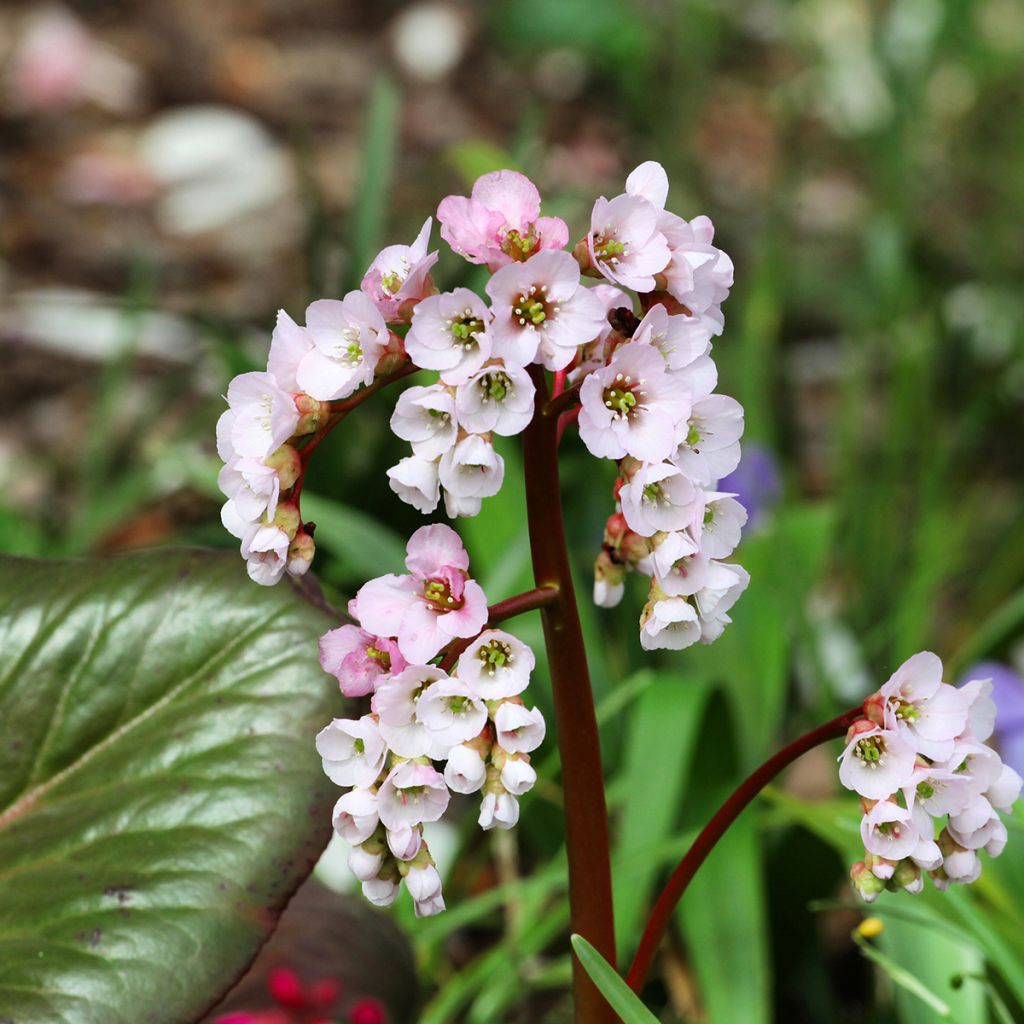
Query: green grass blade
xmin=570 ymin=935 xmax=661 ymax=1023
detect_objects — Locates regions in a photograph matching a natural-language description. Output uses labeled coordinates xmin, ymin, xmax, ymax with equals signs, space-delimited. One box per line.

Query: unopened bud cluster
xmin=839 ymin=652 xmax=1021 ymax=900
xmin=315 ymin=525 xmax=544 ymax=916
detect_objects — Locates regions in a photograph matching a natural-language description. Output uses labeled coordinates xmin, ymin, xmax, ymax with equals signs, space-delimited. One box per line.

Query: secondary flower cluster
xmin=315 ymin=526 xmax=544 ymax=916
xmin=839 ymin=652 xmax=1022 ymax=900
xmin=573 ymin=166 xmax=748 ymax=650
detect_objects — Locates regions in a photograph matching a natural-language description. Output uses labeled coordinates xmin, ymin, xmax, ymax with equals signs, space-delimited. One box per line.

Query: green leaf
xmin=615 ymin=670 xmax=710 ymax=954
xmin=570 ymin=935 xmax=661 ymax=1024
xmin=300 ymin=491 xmax=407 ymax=582
xmin=0 ymin=549 xmax=340 ymax=1023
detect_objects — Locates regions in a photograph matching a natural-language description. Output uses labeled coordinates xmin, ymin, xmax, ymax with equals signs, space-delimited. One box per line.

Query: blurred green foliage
xmin=4 ymin=0 xmax=1024 ymax=1020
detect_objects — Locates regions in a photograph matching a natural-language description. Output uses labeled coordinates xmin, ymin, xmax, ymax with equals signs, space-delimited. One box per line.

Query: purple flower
xmin=959 ymin=662 xmax=1024 ymax=776
xmin=717 ymin=443 xmax=781 ymax=530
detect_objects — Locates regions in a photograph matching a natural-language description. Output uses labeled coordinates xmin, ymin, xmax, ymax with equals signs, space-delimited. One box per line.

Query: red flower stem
xmin=625 ymin=706 xmax=864 ymax=992
xmin=556 ymin=405 xmax=582 ymax=446
xmin=552 ymin=368 xmax=567 ymax=398
xmin=436 ymin=586 xmax=560 ymax=672
xmin=545 ymin=380 xmax=582 ymax=420
xmin=291 ymin=361 xmax=418 ymax=510
xmin=523 ymin=365 xmax=617 ymax=1024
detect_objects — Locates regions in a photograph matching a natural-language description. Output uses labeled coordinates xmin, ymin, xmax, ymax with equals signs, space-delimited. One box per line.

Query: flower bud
xmin=265 ymin=444 xmax=302 ymax=490
xmin=888 ymin=858 xmax=922 ymax=894
xmin=362 ymin=875 xmax=399 ymax=907
xmin=272 ymin=501 xmax=301 ymax=540
xmin=573 ymin=236 xmax=599 ymax=277
xmin=293 ymin=393 xmax=324 ymax=435
xmin=850 ymin=860 xmax=885 ymax=902
xmin=287 ymin=530 xmax=315 ymax=576
xmin=348 ymin=843 xmax=385 ymax=881
xmin=593 ymin=550 xmax=625 ymax=608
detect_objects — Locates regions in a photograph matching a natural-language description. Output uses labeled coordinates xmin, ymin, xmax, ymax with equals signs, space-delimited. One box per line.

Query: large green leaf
xmin=0 ymin=550 xmax=340 ymax=1024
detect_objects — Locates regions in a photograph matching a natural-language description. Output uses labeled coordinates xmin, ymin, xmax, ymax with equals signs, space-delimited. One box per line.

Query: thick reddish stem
xmin=523 ymin=365 xmax=617 ymax=1024
xmin=437 ymin=586 xmax=560 ymax=672
xmin=625 ymin=707 xmax=864 ymax=992
xmin=545 ymin=380 xmax=582 ymax=420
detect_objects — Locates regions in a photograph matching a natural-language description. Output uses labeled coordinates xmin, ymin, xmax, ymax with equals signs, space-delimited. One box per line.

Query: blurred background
xmin=2 ymin=1 xmax=1023 ymax=1021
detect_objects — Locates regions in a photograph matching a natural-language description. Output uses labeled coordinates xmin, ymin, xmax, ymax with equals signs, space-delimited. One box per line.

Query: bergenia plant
xmin=214 ymin=164 xmax=1021 ymax=1020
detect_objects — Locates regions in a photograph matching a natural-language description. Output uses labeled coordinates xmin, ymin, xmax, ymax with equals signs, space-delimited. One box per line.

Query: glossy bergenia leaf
xmin=0 ymin=550 xmax=339 ymax=1024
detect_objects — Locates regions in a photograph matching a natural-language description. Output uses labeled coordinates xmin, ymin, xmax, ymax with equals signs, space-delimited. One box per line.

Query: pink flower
xmin=296 ymin=292 xmax=389 ymax=401
xmin=437 ymin=170 xmax=569 ymax=271
xmin=486 ymin=250 xmax=606 ymax=370
xmin=319 ymin=624 xmax=406 ymax=697
xmin=361 ymin=217 xmax=439 ymax=322
xmin=404 ymin=288 xmax=493 ymax=384
xmin=587 ymin=193 xmax=670 ymax=293
xmin=352 ymin=524 xmax=488 ymax=664
xmin=578 ymin=342 xmax=690 ymax=463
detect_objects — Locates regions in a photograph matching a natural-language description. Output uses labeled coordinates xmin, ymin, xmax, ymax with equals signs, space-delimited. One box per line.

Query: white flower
xmin=486 ymin=250 xmax=606 ymax=370
xmin=405 ymin=862 xmax=443 ymax=903
xmin=879 ymin=652 xmax=970 ymax=761
xmin=838 ymin=721 xmax=917 ymax=800
xmin=267 ymin=309 xmax=313 ymax=392
xmin=241 ymin=523 xmax=290 ymax=586
xmin=619 ymin=462 xmax=700 ymax=537
xmin=456 ymin=629 xmax=534 ymax=700
xmin=987 ymin=764 xmax=1023 ymax=813
xmin=332 ymin=788 xmax=379 ymax=845
xmin=220 ymin=371 xmax=299 ymax=461
xmin=493 ymin=702 xmax=546 ymax=754
xmin=373 ymin=665 xmax=448 ymax=758
xmin=405 ymin=288 xmax=492 ymax=384
xmin=387 ymin=454 xmax=441 ymax=514
xmin=347 ymin=844 xmax=384 ymax=881
xmin=217 ymin=457 xmax=280 ymax=524
xmin=632 ymin=303 xmax=713 ymax=377
xmin=578 ymin=341 xmax=691 ymax=463
xmin=693 ymin=561 xmax=749 ymax=643
xmin=587 ymin=193 xmax=670 ymax=293
xmin=443 ymin=491 xmax=482 ymax=518
xmin=315 ymin=716 xmax=387 ymax=788
xmin=860 ymin=799 xmax=920 ymax=861
xmin=455 ymin=362 xmax=535 ymax=436
xmin=639 ymin=593 xmax=700 ymax=651
xmin=479 ymin=790 xmax=520 ymax=831
xmin=296 ymin=291 xmax=389 ymax=401
xmin=439 ymin=434 xmax=505 ymax=503
xmin=694 ymin=491 xmax=747 ymax=560
xmin=377 ymin=761 xmax=450 ymax=830
xmin=386 ymin=824 xmax=422 ymax=861
xmin=444 ymin=744 xmax=487 ymax=794
xmin=500 ymin=757 xmax=537 ymax=796
xmin=390 ymin=383 xmax=458 ymax=459
xmin=362 ymin=876 xmax=399 ymax=907
xmin=672 ymin=395 xmax=744 ymax=486
xmin=418 ymin=679 xmax=488 ymax=755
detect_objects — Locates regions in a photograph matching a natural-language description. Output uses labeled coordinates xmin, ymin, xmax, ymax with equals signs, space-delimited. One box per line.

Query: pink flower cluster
xmin=839 ymin=652 xmax=1022 ymax=900
xmin=315 ymin=526 xmax=544 ymax=917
